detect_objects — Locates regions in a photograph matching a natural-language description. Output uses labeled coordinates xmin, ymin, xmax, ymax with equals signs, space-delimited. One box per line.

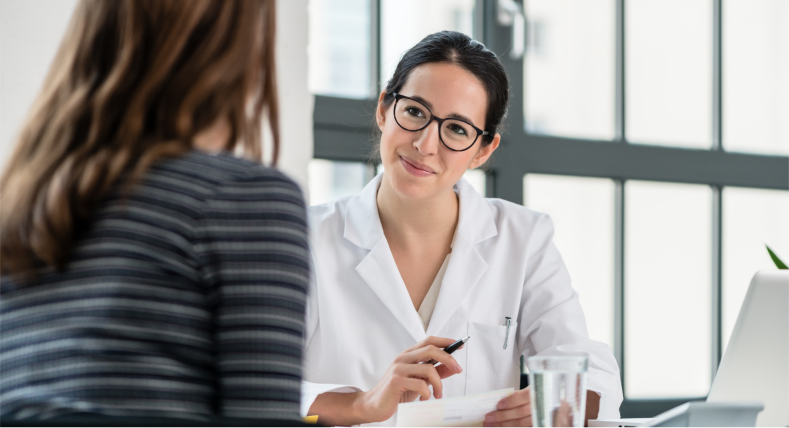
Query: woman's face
xmin=376 ymin=62 xmax=500 ymax=201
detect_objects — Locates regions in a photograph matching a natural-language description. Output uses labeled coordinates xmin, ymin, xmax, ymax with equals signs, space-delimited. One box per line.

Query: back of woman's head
xmin=0 ymin=0 xmax=278 ymax=277
xmin=382 ymin=31 xmax=509 ymax=145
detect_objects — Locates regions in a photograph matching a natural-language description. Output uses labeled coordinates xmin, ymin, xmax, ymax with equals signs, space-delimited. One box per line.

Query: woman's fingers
xmin=483 ymin=389 xmax=532 ymax=426
xmin=484 ymin=404 xmax=531 ymax=425
xmin=404 ymin=336 xmax=457 ymax=353
xmin=400 ymin=377 xmax=432 ymax=402
xmin=434 ymin=363 xmax=456 ymax=379
xmin=495 ymin=387 xmax=530 ymax=410
xmin=400 ymin=344 xmax=463 ymax=373
xmin=396 ymin=362 xmax=444 ymax=399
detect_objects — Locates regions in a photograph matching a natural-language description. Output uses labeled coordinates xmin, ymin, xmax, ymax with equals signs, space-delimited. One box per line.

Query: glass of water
xmin=527 ymin=355 xmax=589 ymax=427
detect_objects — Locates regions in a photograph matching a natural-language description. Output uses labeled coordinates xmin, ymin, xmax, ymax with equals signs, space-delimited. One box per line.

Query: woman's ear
xmin=469 ymin=133 xmax=501 ymax=169
xmin=376 ymin=90 xmax=388 ymax=131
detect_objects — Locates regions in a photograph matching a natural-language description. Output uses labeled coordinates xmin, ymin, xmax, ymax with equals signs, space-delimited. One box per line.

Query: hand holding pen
xmin=352 ymin=336 xmax=467 ymax=424
xmin=423 ymin=335 xmax=470 ymax=366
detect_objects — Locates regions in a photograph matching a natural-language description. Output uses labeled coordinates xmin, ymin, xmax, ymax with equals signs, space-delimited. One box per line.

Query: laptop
xmin=589 ymin=418 xmax=652 ymax=428
xmin=706 ymin=269 xmax=787 ymax=426
xmin=591 ymin=270 xmax=788 ymax=427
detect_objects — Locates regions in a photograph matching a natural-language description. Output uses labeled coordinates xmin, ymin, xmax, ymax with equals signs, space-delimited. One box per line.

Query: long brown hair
xmin=0 ymin=0 xmax=279 ymax=277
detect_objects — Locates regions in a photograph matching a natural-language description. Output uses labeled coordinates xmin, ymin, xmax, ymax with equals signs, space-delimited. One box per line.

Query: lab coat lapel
xmin=345 ymin=174 xmax=427 ymax=344
xmin=426 ymin=178 xmax=498 ymax=337
xmin=355 ymin=238 xmax=427 ymax=343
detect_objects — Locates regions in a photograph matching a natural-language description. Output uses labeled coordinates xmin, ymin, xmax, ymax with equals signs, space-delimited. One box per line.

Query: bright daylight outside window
xmin=308 ymin=0 xmax=371 ymax=99
xmin=624 ymin=181 xmax=712 ymax=399
xmin=626 ymin=0 xmax=712 ymax=149
xmin=523 ymin=0 xmax=615 ymax=140
xmin=524 ymin=174 xmax=615 ymax=349
xmin=722 ymin=0 xmax=789 ymax=156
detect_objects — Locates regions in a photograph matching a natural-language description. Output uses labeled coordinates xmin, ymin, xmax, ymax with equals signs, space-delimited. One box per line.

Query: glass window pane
xmin=523 ymin=0 xmax=615 ymax=140
xmin=723 ymin=0 xmax=789 ymax=156
xmin=308 ymin=0 xmax=371 ymax=98
xmin=625 ymin=181 xmax=712 ymax=398
xmin=308 ymin=159 xmax=374 ymax=205
xmin=626 ymin=0 xmax=712 ymax=149
xmin=524 ymin=174 xmax=615 ymax=348
xmin=380 ymin=0 xmax=475 ymax=87
xmin=722 ymin=187 xmax=789 ymax=352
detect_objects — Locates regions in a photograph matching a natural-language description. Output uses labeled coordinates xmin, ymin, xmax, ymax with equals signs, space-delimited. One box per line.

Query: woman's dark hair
xmin=382 ymin=31 xmax=509 ymax=146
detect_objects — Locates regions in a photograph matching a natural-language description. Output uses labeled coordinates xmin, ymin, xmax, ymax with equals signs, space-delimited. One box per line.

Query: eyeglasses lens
xmin=395 ymin=98 xmax=476 ymax=151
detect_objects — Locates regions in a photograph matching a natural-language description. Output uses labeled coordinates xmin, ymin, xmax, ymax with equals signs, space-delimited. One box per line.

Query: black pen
xmin=423 ymin=336 xmax=470 ymax=366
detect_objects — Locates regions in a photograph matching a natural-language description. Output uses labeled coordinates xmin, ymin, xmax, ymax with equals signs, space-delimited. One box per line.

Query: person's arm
xmin=517 ymin=214 xmax=623 ymax=418
xmin=307 ymin=336 xmax=464 ymax=426
xmin=486 ymin=214 xmax=622 ymax=426
xmin=197 ymin=169 xmax=310 ymax=419
xmin=586 ymin=391 xmax=601 ymax=424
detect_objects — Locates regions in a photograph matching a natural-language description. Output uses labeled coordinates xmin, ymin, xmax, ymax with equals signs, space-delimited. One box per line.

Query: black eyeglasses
xmin=392 ymin=93 xmax=489 ymax=152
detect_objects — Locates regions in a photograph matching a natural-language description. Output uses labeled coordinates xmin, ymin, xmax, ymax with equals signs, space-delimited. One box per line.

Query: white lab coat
xmin=301 ymin=174 xmax=623 ymax=425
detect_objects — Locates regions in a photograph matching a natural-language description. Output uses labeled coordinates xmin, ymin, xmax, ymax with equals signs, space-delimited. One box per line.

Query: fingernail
xmin=454 ymin=363 xmax=462 ymax=372
xmin=485 ymin=415 xmax=494 ymax=423
xmin=497 ymin=401 xmax=506 ymax=410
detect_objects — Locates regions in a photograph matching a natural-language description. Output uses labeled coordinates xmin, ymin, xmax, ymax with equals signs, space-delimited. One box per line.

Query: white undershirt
xmin=417 ymin=254 xmax=451 ymax=331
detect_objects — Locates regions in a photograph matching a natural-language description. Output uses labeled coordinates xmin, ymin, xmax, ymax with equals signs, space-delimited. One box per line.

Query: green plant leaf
xmin=766 ymin=245 xmax=788 ymax=269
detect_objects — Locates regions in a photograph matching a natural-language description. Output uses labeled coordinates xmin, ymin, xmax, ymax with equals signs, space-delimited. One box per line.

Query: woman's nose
xmin=413 ymin=119 xmax=441 ymax=155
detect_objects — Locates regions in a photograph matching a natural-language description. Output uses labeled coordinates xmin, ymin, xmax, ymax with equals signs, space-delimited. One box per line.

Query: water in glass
xmin=528 ymin=355 xmax=588 ymax=427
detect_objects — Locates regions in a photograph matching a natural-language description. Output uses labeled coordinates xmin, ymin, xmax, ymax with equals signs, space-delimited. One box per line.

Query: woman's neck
xmin=376 ymin=174 xmax=459 ymax=250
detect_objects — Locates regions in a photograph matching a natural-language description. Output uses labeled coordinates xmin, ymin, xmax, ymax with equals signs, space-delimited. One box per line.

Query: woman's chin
xmin=386 ymin=169 xmax=442 ymax=201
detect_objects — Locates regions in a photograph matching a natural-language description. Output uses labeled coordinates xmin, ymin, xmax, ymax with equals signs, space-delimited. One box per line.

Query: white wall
xmin=274 ymin=0 xmax=313 ymax=195
xmin=0 ymin=0 xmax=77 ymax=171
xmin=0 ymin=0 xmax=313 ymax=195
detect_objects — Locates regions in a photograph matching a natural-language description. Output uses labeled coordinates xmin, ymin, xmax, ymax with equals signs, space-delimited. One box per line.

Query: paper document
xmin=396 ymin=388 xmax=514 ymax=427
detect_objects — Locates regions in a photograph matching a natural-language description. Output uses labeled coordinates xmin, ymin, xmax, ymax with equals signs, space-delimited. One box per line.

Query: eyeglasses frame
xmin=391 ymin=93 xmax=490 ymax=152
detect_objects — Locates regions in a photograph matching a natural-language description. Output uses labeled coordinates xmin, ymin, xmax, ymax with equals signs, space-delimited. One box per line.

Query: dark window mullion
xmin=713 ymin=0 xmax=723 ymax=152
xmin=370 ymin=0 xmax=381 ymax=96
xmin=711 ymin=0 xmax=724 ymax=383
xmin=614 ymin=0 xmax=627 ymax=399
xmin=487 ymin=0 xmax=525 ymax=204
xmin=615 ymin=0 xmax=626 ymax=144
xmin=615 ymin=179 xmax=626 ymax=395
xmin=712 ymin=186 xmax=723 ymax=377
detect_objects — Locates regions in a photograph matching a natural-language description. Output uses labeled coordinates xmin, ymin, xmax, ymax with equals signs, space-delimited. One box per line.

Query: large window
xmin=309 ymin=0 xmax=789 ymax=417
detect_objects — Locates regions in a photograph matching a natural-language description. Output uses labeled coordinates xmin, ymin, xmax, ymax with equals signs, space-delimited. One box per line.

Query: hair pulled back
xmin=382 ymin=31 xmax=509 ymax=146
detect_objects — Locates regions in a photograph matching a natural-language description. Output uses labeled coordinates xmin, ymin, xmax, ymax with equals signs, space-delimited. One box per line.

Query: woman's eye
xmin=450 ymin=124 xmax=468 ymax=136
xmin=406 ymin=107 xmax=424 ymax=117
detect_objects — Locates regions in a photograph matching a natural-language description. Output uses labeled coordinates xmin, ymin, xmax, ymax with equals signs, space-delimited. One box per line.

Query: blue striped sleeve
xmin=195 ymin=168 xmax=309 ymax=420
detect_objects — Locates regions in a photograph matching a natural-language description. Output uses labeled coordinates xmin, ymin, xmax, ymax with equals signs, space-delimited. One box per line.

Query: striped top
xmin=0 ymin=151 xmax=310 ymax=421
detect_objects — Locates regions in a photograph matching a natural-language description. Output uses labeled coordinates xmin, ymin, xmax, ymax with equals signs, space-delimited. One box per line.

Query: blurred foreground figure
xmin=0 ymin=0 xmax=308 ymax=422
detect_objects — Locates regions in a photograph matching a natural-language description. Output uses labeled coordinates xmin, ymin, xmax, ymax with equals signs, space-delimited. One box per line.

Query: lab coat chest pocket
xmin=465 ymin=321 xmax=520 ymax=395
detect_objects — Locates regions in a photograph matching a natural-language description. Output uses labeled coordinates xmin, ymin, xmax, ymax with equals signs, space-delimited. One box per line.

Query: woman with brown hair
xmin=0 ymin=0 xmax=308 ymax=422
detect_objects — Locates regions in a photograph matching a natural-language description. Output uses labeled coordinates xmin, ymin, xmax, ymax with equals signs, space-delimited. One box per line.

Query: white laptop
xmin=706 ymin=269 xmax=788 ymax=426
xmin=591 ymin=270 xmax=788 ymax=427
xmin=588 ymin=417 xmax=651 ymax=427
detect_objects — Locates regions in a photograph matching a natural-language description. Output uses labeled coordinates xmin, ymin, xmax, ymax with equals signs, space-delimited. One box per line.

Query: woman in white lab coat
xmin=302 ymin=31 xmax=623 ymax=426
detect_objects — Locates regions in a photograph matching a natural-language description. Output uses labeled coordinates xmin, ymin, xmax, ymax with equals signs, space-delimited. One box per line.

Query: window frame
xmin=311 ymin=0 xmax=789 ymax=417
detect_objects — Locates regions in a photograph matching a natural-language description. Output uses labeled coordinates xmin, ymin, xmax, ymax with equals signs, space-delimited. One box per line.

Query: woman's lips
xmin=399 ymin=156 xmax=435 ymax=177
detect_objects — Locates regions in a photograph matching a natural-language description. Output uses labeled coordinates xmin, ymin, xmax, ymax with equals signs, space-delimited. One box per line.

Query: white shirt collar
xmin=343 ymin=173 xmax=498 ymax=250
